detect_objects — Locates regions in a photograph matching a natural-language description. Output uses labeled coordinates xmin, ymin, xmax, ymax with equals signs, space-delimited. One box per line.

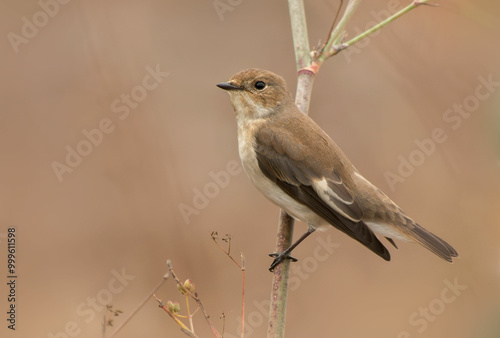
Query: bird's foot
xmin=268 ymin=252 xmax=298 ymax=272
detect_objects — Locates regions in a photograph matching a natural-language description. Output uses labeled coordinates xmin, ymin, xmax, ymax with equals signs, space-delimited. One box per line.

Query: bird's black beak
xmin=217 ymin=82 xmax=241 ymax=91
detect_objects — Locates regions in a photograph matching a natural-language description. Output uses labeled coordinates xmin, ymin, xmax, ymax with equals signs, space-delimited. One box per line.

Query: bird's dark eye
xmin=254 ymin=81 xmax=266 ymax=90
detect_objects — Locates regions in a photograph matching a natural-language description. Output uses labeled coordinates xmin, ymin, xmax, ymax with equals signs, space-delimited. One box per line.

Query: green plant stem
xmin=288 ymin=0 xmax=311 ymax=70
xmin=317 ymin=0 xmax=434 ymax=64
xmin=343 ymin=0 xmax=434 ymax=48
xmin=320 ymin=0 xmax=360 ymax=61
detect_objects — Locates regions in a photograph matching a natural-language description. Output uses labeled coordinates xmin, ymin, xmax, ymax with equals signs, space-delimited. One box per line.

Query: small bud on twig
xmin=167 ymin=300 xmax=181 ymax=314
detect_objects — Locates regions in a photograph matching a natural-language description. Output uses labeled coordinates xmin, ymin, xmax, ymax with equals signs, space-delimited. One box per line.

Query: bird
xmin=217 ymin=68 xmax=458 ymax=271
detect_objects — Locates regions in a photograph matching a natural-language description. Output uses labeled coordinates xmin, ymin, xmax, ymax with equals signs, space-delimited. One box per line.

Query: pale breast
xmin=236 ymin=121 xmax=326 ymax=228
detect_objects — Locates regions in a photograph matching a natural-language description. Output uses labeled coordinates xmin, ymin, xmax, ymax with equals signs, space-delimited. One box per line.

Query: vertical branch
xmin=288 ymin=0 xmax=311 ymax=71
xmin=319 ymin=0 xmax=360 ymax=62
xmin=267 ymin=211 xmax=295 ymax=338
xmin=269 ymin=1 xmax=433 ymax=337
xmin=288 ymin=0 xmax=316 ymax=115
xmin=267 ymin=1 xmax=314 ymax=338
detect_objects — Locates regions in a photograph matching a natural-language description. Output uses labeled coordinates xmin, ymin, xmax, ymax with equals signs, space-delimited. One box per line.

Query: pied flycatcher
xmin=217 ymin=69 xmax=458 ymax=271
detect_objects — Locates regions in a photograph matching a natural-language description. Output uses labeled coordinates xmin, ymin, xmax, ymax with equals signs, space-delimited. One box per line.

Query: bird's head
xmin=217 ymin=69 xmax=293 ymax=121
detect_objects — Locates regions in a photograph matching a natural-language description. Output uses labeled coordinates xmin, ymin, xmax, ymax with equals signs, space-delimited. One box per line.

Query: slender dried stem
xmin=211 ymin=232 xmax=246 ymax=338
xmin=211 ymin=232 xmax=243 ymax=269
xmin=154 ymin=294 xmax=198 ymax=337
xmin=240 ymin=254 xmax=246 ymax=338
xmin=109 ymin=272 xmax=169 ymax=337
xmin=167 ymin=260 xmax=222 ymax=338
xmin=185 ymin=294 xmax=195 ymax=332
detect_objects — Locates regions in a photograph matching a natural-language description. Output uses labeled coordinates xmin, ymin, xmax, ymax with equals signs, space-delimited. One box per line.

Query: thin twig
xmin=321 ymin=0 xmax=344 ymax=52
xmin=314 ymin=0 xmax=435 ymax=69
xmin=240 ymin=253 xmax=246 ymax=338
xmin=342 ymin=0 xmax=437 ymax=48
xmin=185 ymin=294 xmax=195 ymax=333
xmin=102 ymin=307 xmax=110 ymax=337
xmin=211 ymin=232 xmax=242 ymax=269
xmin=167 ymin=260 xmax=222 ymax=338
xmin=320 ymin=0 xmax=360 ymax=59
xmin=154 ymin=294 xmax=198 ymax=338
xmin=210 ymin=232 xmax=246 ymax=338
xmin=220 ymin=313 xmax=226 ymax=337
xmin=109 ymin=272 xmax=170 ymax=337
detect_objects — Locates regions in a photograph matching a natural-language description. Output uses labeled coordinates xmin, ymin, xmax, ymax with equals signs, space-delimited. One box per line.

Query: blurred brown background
xmin=1 ymin=1 xmax=499 ymax=337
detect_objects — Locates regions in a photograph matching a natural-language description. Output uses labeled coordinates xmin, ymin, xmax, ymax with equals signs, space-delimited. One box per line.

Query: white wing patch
xmin=365 ymin=222 xmax=411 ymax=241
xmin=312 ymin=178 xmax=361 ymax=222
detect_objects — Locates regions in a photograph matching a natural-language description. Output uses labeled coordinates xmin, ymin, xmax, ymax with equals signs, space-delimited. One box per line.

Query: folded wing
xmin=255 ymin=126 xmax=391 ymax=261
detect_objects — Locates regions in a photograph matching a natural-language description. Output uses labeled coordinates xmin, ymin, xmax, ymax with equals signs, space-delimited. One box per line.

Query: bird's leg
xmin=269 ymin=227 xmax=316 ymax=272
